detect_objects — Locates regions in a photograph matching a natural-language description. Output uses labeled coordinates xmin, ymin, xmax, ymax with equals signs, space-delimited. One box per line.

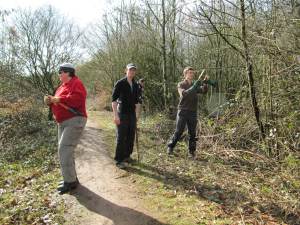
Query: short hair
xmin=68 ymin=71 xmax=75 ymax=77
xmin=183 ymin=67 xmax=194 ymax=76
xmin=59 ymin=63 xmax=75 ymax=77
xmin=59 ymin=69 xmax=75 ymax=77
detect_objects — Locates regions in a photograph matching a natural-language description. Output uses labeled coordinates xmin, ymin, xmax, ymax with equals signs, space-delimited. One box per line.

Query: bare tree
xmin=7 ymin=6 xmax=83 ymax=95
xmin=188 ymin=0 xmax=266 ymax=139
xmin=145 ymin=0 xmax=169 ymax=109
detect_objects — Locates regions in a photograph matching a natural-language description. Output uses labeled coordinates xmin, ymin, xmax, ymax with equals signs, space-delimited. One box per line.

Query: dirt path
xmin=62 ymin=119 xmax=167 ymax=225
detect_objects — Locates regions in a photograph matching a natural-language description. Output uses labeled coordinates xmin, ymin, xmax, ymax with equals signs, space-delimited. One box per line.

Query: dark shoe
xmin=57 ymin=181 xmax=78 ymax=190
xmin=123 ymin=157 xmax=135 ymax=164
xmin=167 ymin=147 xmax=174 ymax=155
xmin=57 ymin=181 xmax=78 ymax=194
xmin=116 ymin=162 xmax=127 ymax=169
xmin=57 ymin=185 xmax=72 ymax=195
xmin=59 ymin=177 xmax=79 ymax=185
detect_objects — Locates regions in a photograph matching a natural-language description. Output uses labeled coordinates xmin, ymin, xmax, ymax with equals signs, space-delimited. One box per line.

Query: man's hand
xmin=44 ymin=95 xmax=51 ymax=105
xmin=114 ymin=115 xmax=120 ymax=125
xmin=50 ymin=96 xmax=60 ymax=104
xmin=112 ymin=101 xmax=120 ymax=125
xmin=135 ymin=104 xmax=141 ymax=122
xmin=45 ymin=95 xmax=60 ymax=104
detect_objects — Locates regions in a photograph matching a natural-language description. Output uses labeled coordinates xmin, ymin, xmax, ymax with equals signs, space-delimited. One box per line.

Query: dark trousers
xmin=115 ymin=113 xmax=136 ymax=162
xmin=168 ymin=110 xmax=198 ymax=153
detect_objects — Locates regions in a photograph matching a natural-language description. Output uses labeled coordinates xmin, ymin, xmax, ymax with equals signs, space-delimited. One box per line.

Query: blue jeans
xmin=168 ymin=110 xmax=197 ymax=153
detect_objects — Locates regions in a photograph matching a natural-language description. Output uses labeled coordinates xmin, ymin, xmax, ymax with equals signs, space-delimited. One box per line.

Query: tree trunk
xmin=240 ymin=0 xmax=265 ymax=139
xmin=162 ymin=0 xmax=168 ymax=110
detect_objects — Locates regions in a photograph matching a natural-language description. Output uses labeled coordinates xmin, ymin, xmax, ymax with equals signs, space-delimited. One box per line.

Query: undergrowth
xmin=91 ymin=110 xmax=300 ymax=225
xmin=0 ymin=98 xmax=65 ymax=225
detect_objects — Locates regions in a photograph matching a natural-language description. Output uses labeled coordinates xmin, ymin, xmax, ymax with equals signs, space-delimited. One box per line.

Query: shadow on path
xmin=72 ymin=185 xmax=169 ymax=225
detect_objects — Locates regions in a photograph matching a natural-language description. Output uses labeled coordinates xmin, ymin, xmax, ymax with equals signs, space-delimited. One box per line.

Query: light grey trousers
xmin=57 ymin=116 xmax=87 ymax=183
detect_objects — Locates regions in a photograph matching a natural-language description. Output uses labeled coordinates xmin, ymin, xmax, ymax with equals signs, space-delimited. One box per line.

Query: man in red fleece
xmin=44 ymin=63 xmax=87 ymax=194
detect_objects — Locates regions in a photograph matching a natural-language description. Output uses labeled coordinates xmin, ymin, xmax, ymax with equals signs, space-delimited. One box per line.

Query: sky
xmin=0 ymin=0 xmax=114 ymax=28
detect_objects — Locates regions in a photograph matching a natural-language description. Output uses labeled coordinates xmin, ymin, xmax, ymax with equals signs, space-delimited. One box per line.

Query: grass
xmin=89 ymin=110 xmax=300 ymax=225
xmin=0 ymin=150 xmax=66 ymax=224
xmin=0 ymin=161 xmax=65 ymax=225
xmin=0 ymin=107 xmax=66 ymax=225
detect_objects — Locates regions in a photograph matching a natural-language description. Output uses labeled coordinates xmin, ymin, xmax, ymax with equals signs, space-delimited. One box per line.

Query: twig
xmin=217 ymin=149 xmax=269 ymax=161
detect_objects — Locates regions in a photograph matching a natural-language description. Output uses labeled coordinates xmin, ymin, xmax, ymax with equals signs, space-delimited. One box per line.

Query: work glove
xmin=182 ymin=79 xmax=202 ymax=96
xmin=202 ymin=75 xmax=217 ymax=87
xmin=44 ymin=95 xmax=51 ymax=105
xmin=204 ymin=79 xmax=218 ymax=87
xmin=192 ymin=80 xmax=201 ymax=89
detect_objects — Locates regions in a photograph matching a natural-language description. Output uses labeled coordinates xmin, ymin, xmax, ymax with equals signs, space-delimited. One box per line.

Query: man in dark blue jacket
xmin=112 ymin=63 xmax=141 ymax=168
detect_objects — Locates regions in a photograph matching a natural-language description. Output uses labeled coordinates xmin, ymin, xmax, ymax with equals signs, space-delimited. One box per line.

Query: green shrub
xmin=0 ymin=98 xmax=57 ymax=162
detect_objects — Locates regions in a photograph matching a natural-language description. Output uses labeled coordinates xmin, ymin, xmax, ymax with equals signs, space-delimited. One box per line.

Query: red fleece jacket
xmin=51 ymin=76 xmax=87 ymax=123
